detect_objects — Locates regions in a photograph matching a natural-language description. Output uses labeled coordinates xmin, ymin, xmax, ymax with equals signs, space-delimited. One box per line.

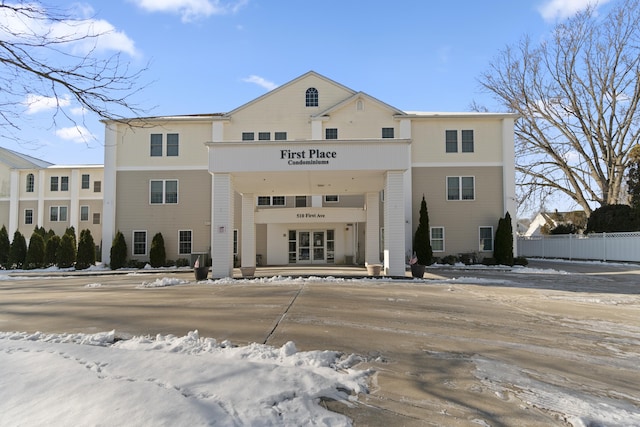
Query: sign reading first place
xmin=280 ymin=149 xmax=337 ymax=165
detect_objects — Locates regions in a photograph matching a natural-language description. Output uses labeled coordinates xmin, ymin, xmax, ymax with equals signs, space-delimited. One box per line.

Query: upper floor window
xmin=445 ymin=130 xmax=458 ymax=153
xmin=326 ymin=128 xmax=338 ymax=140
xmin=295 ymin=196 xmax=307 ymax=207
xmin=26 ymin=174 xmax=34 ymax=192
xmin=257 ymin=196 xmax=285 ymax=206
xmin=382 ymin=128 xmax=394 ymax=138
xmin=150 ymin=134 xmax=163 ymax=156
xmin=81 ymin=174 xmax=90 ymax=189
xmin=60 ymin=176 xmax=69 ymax=191
xmin=94 ymin=181 xmax=102 ymax=193
xmin=242 ymin=132 xmax=255 ymax=141
xmin=305 ymin=88 xmax=318 ymax=107
xmin=150 ymin=179 xmax=178 ymax=204
xmin=447 ymin=176 xmax=475 ymax=200
xmin=324 ymin=195 xmax=339 ymax=203
xmin=167 ymin=133 xmax=179 ymax=156
xmin=461 ymin=130 xmax=474 ymax=153
xmin=258 ymin=132 xmax=270 ymax=141
xmin=275 ymin=132 xmax=287 ymax=141
xmin=50 ymin=176 xmax=59 ymax=191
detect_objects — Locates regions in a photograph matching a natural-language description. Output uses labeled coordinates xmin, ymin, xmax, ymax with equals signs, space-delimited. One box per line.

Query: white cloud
xmin=0 ymin=3 xmax=138 ymax=57
xmin=242 ymin=75 xmax=277 ymax=91
xmin=55 ymin=126 xmax=95 ymax=144
xmin=538 ymin=0 xmax=612 ymax=22
xmin=132 ymin=0 xmax=248 ymax=23
xmin=23 ymin=94 xmax=71 ymax=114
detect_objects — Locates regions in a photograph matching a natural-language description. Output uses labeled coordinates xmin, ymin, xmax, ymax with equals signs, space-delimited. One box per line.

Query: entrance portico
xmin=207 ymin=139 xmax=411 ymax=278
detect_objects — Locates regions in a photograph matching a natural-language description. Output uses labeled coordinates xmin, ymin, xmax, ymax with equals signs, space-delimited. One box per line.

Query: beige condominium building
xmin=102 ymin=71 xmax=517 ymax=278
xmin=0 ymin=147 xmax=104 ymax=242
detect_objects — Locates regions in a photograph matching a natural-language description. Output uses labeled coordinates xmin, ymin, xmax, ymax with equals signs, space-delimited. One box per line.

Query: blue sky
xmin=1 ymin=0 xmax=615 ymax=166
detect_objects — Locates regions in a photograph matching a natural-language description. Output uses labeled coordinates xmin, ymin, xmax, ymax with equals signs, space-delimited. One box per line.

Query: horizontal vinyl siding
xmin=412 ymin=166 xmax=504 ymax=256
xmin=116 ymin=170 xmax=212 ymax=259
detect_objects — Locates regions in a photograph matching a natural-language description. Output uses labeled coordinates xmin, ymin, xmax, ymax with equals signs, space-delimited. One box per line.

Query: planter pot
xmin=240 ymin=266 xmax=256 ymax=278
xmin=410 ymin=263 xmax=426 ymax=278
xmin=194 ymin=266 xmax=209 ymax=281
xmin=366 ymin=264 xmax=382 ymax=276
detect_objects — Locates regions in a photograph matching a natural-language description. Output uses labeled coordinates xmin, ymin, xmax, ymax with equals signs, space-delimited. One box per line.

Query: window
xmin=93 ymin=213 xmax=101 ymax=224
xmin=258 ymin=132 xmax=270 ymax=141
xmin=60 ymin=176 xmax=69 ymax=191
xmin=233 ymin=229 xmax=238 ymax=256
xmin=295 ymin=196 xmax=307 ymax=207
xmin=94 ymin=181 xmax=101 ymax=193
xmin=26 ymin=174 xmax=34 ymax=192
xmin=150 ymin=180 xmax=178 ymax=204
xmin=446 ymin=130 xmax=458 ymax=153
xmin=80 ymin=206 xmax=89 ymax=221
xmin=50 ymin=206 xmax=67 ymax=222
xmin=242 ymin=132 xmax=254 ymax=141
xmin=50 ymin=177 xmax=59 ymax=191
xmin=275 ymin=132 xmax=287 ymax=141
xmin=179 ymin=230 xmax=192 ymax=255
xmin=326 ymin=128 xmax=338 ymax=139
xmin=479 ymin=227 xmax=493 ymax=251
xmin=272 ymin=196 xmax=285 ymax=206
xmin=431 ymin=227 xmax=444 ymax=252
xmin=305 ymin=87 xmax=318 ymax=107
xmin=81 ymin=174 xmax=90 ymax=189
xmin=257 ymin=196 xmax=285 ymax=206
xmin=447 ymin=176 xmax=475 ymax=200
xmin=461 ymin=130 xmax=474 ymax=153
xmin=167 ymin=134 xmax=179 ymax=156
xmin=150 ymin=134 xmax=163 ymax=156
xmin=133 ymin=231 xmax=147 ymax=255
xmin=324 ymin=195 xmax=339 ymax=203
xmin=257 ymin=196 xmax=271 ymax=206
xmin=25 ymin=209 xmax=33 ymax=225
xmin=382 ymin=128 xmax=394 ymax=138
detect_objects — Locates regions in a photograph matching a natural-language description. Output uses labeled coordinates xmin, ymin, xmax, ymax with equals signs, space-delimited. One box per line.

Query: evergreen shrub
xmin=149 ymin=232 xmax=166 ymax=268
xmin=44 ymin=235 xmax=60 ymax=267
xmin=0 ymin=225 xmax=10 ymax=268
xmin=25 ymin=232 xmax=45 ymax=269
xmin=8 ymin=230 xmax=27 ymax=269
xmin=56 ymin=233 xmax=76 ymax=268
xmin=76 ymin=229 xmax=96 ymax=270
xmin=493 ymin=212 xmax=514 ymax=266
xmin=110 ymin=231 xmax=127 ymax=270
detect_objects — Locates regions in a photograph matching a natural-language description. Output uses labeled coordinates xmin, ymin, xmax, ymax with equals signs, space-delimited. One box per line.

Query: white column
xmin=101 ymin=123 xmax=118 ymax=265
xmin=69 ymin=169 xmax=80 ymax=231
xmin=384 ymin=171 xmax=405 ymax=276
xmin=502 ymin=118 xmax=517 ymax=255
xmin=365 ymin=192 xmax=380 ymax=265
xmin=241 ymin=193 xmax=256 ymax=268
xmin=211 ymin=173 xmax=234 ymax=278
xmin=9 ymin=170 xmax=19 ymax=235
xmin=37 ymin=170 xmax=45 ymax=226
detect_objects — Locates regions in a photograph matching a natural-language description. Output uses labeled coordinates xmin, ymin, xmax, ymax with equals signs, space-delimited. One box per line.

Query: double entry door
xmin=288 ymin=230 xmax=335 ymax=264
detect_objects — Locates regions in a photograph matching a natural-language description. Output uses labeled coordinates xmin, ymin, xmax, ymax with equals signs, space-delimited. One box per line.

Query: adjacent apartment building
xmin=0 ymin=147 xmax=103 ymax=242
xmin=102 ymin=71 xmax=517 ymax=278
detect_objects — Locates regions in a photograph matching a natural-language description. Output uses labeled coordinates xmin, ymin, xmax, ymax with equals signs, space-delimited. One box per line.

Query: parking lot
xmin=1 ymin=260 xmax=639 ymax=426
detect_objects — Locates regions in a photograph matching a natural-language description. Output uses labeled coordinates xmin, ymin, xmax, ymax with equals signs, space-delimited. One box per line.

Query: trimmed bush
xmin=149 ymin=232 xmax=166 ymax=268
xmin=493 ymin=212 xmax=514 ymax=266
xmin=0 ymin=225 xmax=10 ymax=268
xmin=413 ymin=195 xmax=433 ymax=266
xmin=44 ymin=235 xmax=61 ymax=267
xmin=65 ymin=226 xmax=77 ymax=251
xmin=8 ymin=230 xmax=27 ymax=269
xmin=585 ymin=204 xmax=639 ymax=233
xmin=76 ymin=229 xmax=96 ymax=270
xmin=110 ymin=231 xmax=127 ymax=270
xmin=56 ymin=233 xmax=76 ymax=268
xmin=25 ymin=232 xmax=45 ymax=269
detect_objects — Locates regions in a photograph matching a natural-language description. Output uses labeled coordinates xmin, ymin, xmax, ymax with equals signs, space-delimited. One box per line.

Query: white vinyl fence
xmin=518 ymin=232 xmax=640 ymax=262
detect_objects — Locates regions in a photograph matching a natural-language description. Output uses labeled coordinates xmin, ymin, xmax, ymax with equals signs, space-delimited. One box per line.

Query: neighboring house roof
xmin=524 ymin=211 xmax=587 ymax=236
xmin=0 ymin=146 xmax=53 ymax=169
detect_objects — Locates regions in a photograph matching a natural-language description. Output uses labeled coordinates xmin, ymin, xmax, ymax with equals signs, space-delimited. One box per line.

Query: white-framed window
xmin=274 ymin=132 xmax=287 ymax=140
xmin=81 ymin=174 xmax=90 ymax=189
xmin=447 ymin=176 xmax=475 ymax=200
xmin=258 ymin=132 xmax=270 ymax=141
xmin=24 ymin=209 xmax=33 ymax=225
xmin=325 ymin=128 xmax=338 ymax=139
xmin=150 ymin=180 xmax=178 ymax=204
xmin=242 ymin=132 xmax=254 ymax=141
xmin=479 ymin=226 xmax=493 ymax=252
xmin=167 ymin=133 xmax=179 ymax=156
xmin=382 ymin=127 xmax=394 ymax=138
xmin=50 ymin=206 xmax=67 ymax=222
xmin=430 ymin=227 xmax=445 ymax=252
xmin=178 ymin=230 xmax=192 ymax=255
xmin=80 ymin=206 xmax=89 ymax=221
xmin=324 ymin=195 xmax=339 ymax=203
xmin=93 ymin=213 xmax=101 ymax=224
xmin=26 ymin=174 xmax=35 ymax=192
xmin=150 ymin=134 xmax=163 ymax=156
xmin=295 ymin=196 xmax=307 ymax=207
xmin=446 ymin=130 xmax=474 ymax=153
xmin=50 ymin=176 xmax=59 ymax=191
xmin=60 ymin=176 xmax=69 ymax=191
xmin=461 ymin=130 xmax=474 ymax=152
xmin=305 ymin=87 xmax=318 ymax=107
xmin=257 ymin=196 xmax=285 ymax=206
xmin=133 ymin=230 xmax=147 ymax=255
xmin=445 ymin=130 xmax=458 ymax=153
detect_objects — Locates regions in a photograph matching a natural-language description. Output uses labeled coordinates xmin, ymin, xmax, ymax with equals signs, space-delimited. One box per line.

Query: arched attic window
xmin=26 ymin=173 xmax=34 ymax=192
xmin=305 ymin=87 xmax=318 ymax=107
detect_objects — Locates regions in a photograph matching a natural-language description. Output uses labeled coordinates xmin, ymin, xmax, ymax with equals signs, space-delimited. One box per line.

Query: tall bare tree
xmin=479 ymin=0 xmax=640 ymax=216
xmin=0 ymin=2 xmax=146 ymax=141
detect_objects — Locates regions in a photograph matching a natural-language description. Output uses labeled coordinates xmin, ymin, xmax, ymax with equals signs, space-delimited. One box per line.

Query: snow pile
xmin=0 ymin=330 xmax=370 ymax=426
xmin=138 ymin=277 xmax=190 ymax=288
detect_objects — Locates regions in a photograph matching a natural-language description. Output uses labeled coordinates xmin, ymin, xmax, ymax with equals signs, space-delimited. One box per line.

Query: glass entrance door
xmin=295 ymin=231 xmax=326 ymax=263
xmin=312 ymin=231 xmax=325 ymax=263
